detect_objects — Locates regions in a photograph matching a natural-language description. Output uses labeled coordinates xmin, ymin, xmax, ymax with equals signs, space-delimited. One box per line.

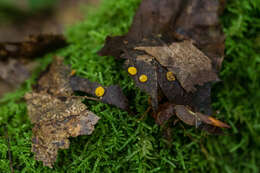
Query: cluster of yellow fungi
xmin=127 ymin=66 xmax=176 ymax=83
xmin=95 ymin=86 xmax=105 ymax=97
xmin=91 ymin=67 xmax=176 ymax=98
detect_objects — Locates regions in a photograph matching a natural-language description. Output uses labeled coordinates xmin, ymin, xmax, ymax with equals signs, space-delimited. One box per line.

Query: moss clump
xmin=0 ymin=0 xmax=259 ymax=172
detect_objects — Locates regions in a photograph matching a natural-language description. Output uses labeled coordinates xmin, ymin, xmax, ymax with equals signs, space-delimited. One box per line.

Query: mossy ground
xmin=0 ymin=0 xmax=259 ymax=172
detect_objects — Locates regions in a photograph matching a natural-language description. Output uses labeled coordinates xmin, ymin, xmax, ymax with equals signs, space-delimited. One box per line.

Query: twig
xmin=138 ymin=106 xmax=151 ymax=120
xmin=4 ymin=126 xmax=14 ymax=173
xmin=70 ymin=95 xmax=101 ymax=102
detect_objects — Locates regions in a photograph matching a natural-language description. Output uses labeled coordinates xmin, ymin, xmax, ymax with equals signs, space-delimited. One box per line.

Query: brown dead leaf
xmin=135 ymin=39 xmax=218 ymax=92
xmin=35 ymin=57 xmax=72 ymax=96
xmin=152 ymin=103 xmax=174 ymax=126
xmin=25 ymin=57 xmax=100 ymax=168
xmin=25 ymin=92 xmax=99 ymax=168
xmin=122 ymin=37 xmax=218 ymax=112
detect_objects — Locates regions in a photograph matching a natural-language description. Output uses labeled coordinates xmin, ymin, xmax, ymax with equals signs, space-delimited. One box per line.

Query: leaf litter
xmin=22 ymin=0 xmax=231 ymax=168
xmin=99 ymin=0 xmax=229 ymax=132
xmin=25 ymin=57 xmax=129 ymax=167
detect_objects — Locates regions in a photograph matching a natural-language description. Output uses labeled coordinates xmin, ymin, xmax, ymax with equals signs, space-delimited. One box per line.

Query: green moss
xmin=0 ymin=0 xmax=259 ymax=172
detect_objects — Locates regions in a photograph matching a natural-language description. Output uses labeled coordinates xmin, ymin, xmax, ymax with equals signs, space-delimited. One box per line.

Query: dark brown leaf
xmin=124 ymin=53 xmax=159 ymax=110
xmin=152 ymin=103 xmax=174 ymax=126
xmin=70 ymin=76 xmax=129 ymax=111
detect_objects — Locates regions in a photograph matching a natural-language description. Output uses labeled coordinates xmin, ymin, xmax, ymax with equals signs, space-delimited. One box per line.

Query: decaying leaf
xmin=152 ymin=103 xmax=174 ymax=126
xmin=135 ymin=39 xmax=219 ymax=92
xmin=25 ymin=92 xmax=99 ymax=168
xmin=70 ymin=76 xmax=129 ymax=111
xmin=25 ymin=58 xmax=100 ymax=168
xmin=99 ymin=0 xmax=228 ymax=132
xmin=36 ymin=57 xmax=129 ymax=110
xmin=124 ymin=53 xmax=159 ymax=110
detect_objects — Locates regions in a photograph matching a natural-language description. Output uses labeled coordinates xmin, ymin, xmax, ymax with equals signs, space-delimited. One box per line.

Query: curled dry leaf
xmin=99 ymin=0 xmax=228 ymax=132
xmin=174 ymin=105 xmax=230 ymax=129
xmin=153 ymin=103 xmax=229 ymax=132
xmin=25 ymin=57 xmax=100 ymax=168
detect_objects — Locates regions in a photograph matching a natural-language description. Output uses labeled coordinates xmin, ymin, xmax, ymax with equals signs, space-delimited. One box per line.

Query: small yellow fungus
xmin=95 ymin=86 xmax=105 ymax=97
xmin=166 ymin=71 xmax=176 ymax=81
xmin=70 ymin=69 xmax=76 ymax=76
xmin=128 ymin=67 xmax=137 ymax=75
xmin=139 ymin=74 xmax=148 ymax=83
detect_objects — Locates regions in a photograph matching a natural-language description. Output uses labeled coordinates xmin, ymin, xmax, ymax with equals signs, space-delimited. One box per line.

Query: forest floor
xmin=0 ymin=0 xmax=259 ymax=172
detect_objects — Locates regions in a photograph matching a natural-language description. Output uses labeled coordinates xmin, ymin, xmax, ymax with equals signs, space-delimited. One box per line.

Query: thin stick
xmin=138 ymin=106 xmax=152 ymax=120
xmin=70 ymin=95 xmax=101 ymax=102
xmin=5 ymin=126 xmax=14 ymax=173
